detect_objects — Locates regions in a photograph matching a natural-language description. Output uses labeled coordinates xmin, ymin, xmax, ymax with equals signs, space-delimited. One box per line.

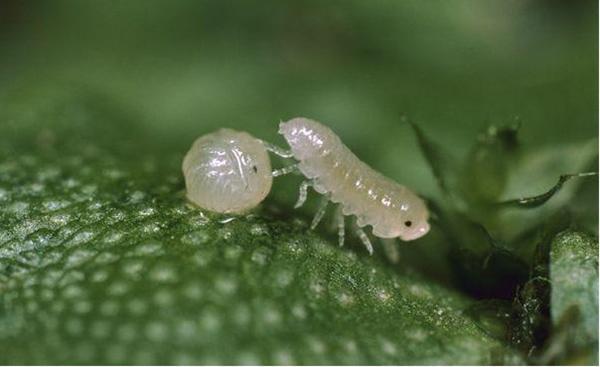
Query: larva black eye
xmin=404 ymin=220 xmax=412 ymax=227
xmin=252 ymin=166 xmax=258 ymax=173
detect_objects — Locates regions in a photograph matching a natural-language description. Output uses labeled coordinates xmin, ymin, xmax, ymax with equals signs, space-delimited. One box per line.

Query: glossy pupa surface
xmin=276 ymin=117 xmax=430 ymax=253
xmin=182 ymin=129 xmax=272 ymax=214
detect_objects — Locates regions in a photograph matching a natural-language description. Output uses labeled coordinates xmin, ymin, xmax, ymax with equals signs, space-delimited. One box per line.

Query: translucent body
xmin=279 ymin=117 xmax=430 ymax=241
xmin=182 ymin=129 xmax=272 ymax=213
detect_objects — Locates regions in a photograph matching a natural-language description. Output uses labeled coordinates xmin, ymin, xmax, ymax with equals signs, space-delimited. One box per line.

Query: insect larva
xmin=182 ymin=128 xmax=272 ymax=214
xmin=268 ymin=117 xmax=430 ymax=254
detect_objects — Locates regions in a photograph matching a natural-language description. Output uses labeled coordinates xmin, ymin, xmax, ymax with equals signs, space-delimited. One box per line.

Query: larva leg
xmin=272 ymin=163 xmax=299 ymax=177
xmin=295 ymin=180 xmax=312 ymax=208
xmin=381 ymin=238 xmax=400 ymax=264
xmin=310 ymin=196 xmax=329 ymax=230
xmin=335 ymin=205 xmax=345 ymax=247
xmin=353 ymin=220 xmax=373 ymax=255
xmin=262 ymin=141 xmax=294 ymax=158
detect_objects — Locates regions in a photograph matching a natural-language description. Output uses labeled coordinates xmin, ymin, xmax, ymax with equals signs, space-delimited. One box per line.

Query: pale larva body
xmin=182 ymin=128 xmax=272 ymax=214
xmin=277 ymin=117 xmax=430 ymax=249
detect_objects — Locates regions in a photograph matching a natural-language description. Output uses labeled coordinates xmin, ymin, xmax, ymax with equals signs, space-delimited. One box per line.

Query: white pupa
xmin=182 ymin=128 xmax=272 ymax=214
xmin=269 ymin=117 xmax=430 ymax=254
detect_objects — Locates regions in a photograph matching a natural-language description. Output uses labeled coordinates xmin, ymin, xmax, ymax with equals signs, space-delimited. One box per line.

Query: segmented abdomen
xmin=298 ymin=137 xmax=404 ymax=230
xmin=279 ymin=117 xmax=430 ymax=240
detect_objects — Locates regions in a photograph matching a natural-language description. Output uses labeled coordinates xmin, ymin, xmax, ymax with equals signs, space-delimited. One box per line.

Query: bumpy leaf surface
xmin=0 ymin=89 xmax=522 ymax=364
xmin=548 ymin=230 xmax=599 ymax=364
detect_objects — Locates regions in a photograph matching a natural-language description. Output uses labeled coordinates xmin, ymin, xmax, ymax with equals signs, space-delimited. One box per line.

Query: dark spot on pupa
xmin=404 ymin=220 xmax=412 ymax=227
xmin=252 ymin=166 xmax=258 ymax=173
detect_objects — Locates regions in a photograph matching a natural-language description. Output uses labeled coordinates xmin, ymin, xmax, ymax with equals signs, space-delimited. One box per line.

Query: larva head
xmin=278 ymin=117 xmax=338 ymax=160
xmin=396 ymin=195 xmax=430 ymax=241
xmin=182 ymin=129 xmax=272 ymax=214
xmin=374 ymin=192 xmax=430 ymax=241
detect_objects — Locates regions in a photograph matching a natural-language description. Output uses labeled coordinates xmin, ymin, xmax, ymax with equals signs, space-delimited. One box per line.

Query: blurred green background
xmin=1 ymin=0 xmax=597 ymax=168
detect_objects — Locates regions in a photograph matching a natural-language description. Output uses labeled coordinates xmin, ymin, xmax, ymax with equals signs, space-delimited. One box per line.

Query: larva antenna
xmin=260 ymin=139 xmax=294 ymax=159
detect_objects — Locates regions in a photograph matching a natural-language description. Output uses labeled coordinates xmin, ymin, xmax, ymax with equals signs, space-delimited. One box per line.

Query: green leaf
xmin=496 ymin=139 xmax=598 ymax=241
xmin=0 ymin=87 xmax=522 ymax=365
xmin=432 ymin=209 xmax=528 ymax=299
xmin=545 ymin=230 xmax=599 ymax=364
xmin=498 ymin=172 xmax=598 ymax=209
xmin=408 ymin=120 xmax=459 ymax=199
xmin=461 ymin=123 xmax=520 ymax=206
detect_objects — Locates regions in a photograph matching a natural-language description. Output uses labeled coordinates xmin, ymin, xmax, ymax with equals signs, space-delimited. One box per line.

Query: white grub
xmin=182 ymin=129 xmax=272 ymax=214
xmin=270 ymin=117 xmax=430 ymax=254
